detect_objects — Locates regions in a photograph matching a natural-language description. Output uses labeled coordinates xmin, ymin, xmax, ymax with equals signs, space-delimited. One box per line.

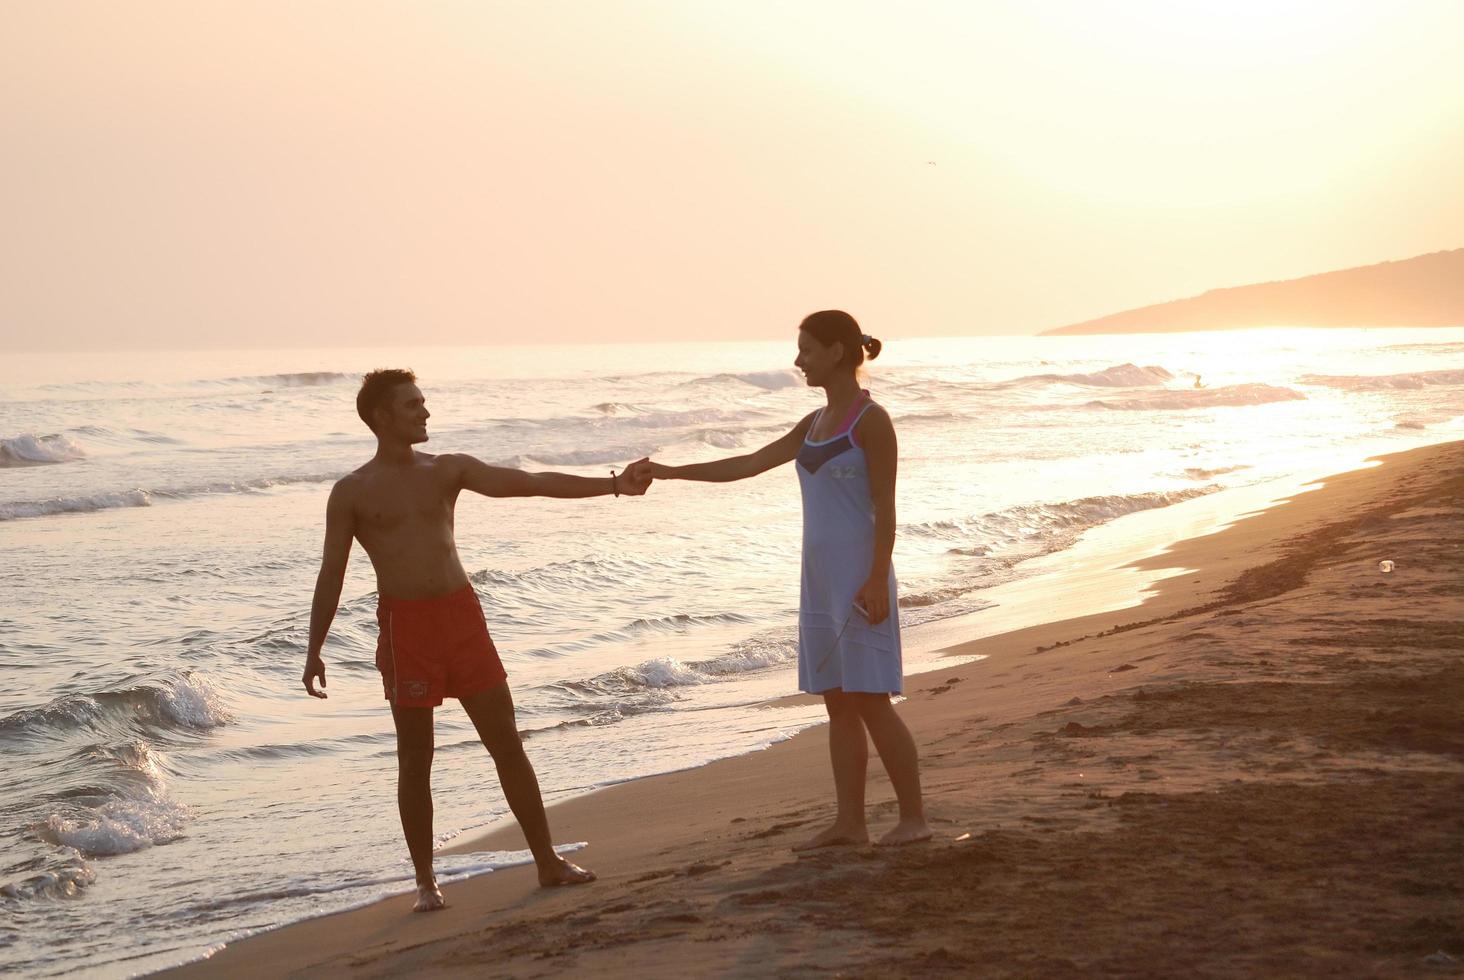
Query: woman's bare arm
xmin=648 ymin=413 xmax=815 ymax=483
xmin=855 ymin=406 xmax=897 ymax=625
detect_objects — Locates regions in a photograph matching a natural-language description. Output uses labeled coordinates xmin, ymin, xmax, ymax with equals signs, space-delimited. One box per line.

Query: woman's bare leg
xmin=853 ymin=693 xmax=932 ymax=846
xmin=793 ymin=688 xmax=871 ymax=850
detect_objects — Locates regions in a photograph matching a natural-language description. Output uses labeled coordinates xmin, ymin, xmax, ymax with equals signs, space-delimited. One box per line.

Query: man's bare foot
xmin=413 ymin=880 xmax=447 ymax=912
xmin=539 ymin=856 xmax=596 ymax=887
xmin=876 ymin=818 xmax=933 ymax=847
xmin=792 ymin=824 xmax=869 ymax=852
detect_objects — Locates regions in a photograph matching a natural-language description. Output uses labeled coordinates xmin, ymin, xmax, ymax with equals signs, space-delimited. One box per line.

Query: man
xmin=302 ymin=368 xmax=651 ymax=911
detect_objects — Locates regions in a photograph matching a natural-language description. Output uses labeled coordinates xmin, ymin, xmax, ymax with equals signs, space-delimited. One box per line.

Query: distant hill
xmin=1043 ymin=248 xmax=1464 ymax=336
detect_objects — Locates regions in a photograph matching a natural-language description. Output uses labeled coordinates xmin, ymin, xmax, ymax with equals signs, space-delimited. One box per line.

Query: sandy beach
xmin=165 ymin=439 xmax=1463 ymax=978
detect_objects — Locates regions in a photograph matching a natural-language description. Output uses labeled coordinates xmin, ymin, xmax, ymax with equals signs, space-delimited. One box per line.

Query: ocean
xmin=2 ymin=329 xmax=1462 ymax=976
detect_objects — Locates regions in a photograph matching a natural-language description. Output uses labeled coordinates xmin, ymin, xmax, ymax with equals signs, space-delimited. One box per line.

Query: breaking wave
xmin=1001 ymin=363 xmax=1175 ymax=388
xmin=1300 ymin=368 xmax=1464 ymax=391
xmin=517 ymin=446 xmax=657 ymax=467
xmin=686 ymin=370 xmax=803 ymax=391
xmin=623 ymin=612 xmax=756 ymax=635
xmin=901 ymin=487 xmax=1223 ymax=611
xmin=1379 ymin=341 xmax=1464 ymax=354
xmin=0 ymin=672 xmax=231 ymax=741
xmin=0 ymin=489 xmax=155 ymax=521
xmin=0 ymin=675 xmax=224 ymax=905
xmin=893 ymin=487 xmax=1221 ymax=620
xmin=471 ymin=554 xmax=677 ymax=599
xmin=0 ymin=433 xmax=87 ymax=468
xmin=0 ymin=471 xmax=340 ymax=522
xmin=1183 ymin=464 xmax=1251 ymax=480
xmin=565 ymin=630 xmax=801 ymax=699
xmin=244 ymin=371 xmax=352 ymax=388
xmin=904 ymin=487 xmax=1217 ymax=547
xmin=587 ymin=406 xmax=759 ymax=430
xmin=1087 ymin=383 xmax=1305 ymax=410
xmin=26 ymin=370 xmax=353 ymax=401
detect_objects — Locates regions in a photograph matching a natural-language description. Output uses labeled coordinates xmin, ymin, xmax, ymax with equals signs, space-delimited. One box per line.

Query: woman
xmin=647 ymin=310 xmax=930 ymax=848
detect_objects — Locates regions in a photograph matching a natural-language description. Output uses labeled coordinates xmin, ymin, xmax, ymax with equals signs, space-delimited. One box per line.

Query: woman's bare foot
xmin=539 ymin=856 xmax=596 ymax=887
xmin=792 ymin=823 xmax=869 ymax=852
xmin=413 ymin=880 xmax=447 ymax=912
xmin=876 ymin=818 xmax=932 ymax=847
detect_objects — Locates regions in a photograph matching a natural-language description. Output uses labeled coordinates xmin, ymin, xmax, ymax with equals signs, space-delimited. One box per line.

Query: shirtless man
xmin=302 ymin=368 xmax=650 ymax=911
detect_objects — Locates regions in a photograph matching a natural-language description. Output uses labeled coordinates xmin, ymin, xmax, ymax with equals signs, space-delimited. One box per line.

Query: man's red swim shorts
xmin=375 ymin=585 xmax=508 ymax=707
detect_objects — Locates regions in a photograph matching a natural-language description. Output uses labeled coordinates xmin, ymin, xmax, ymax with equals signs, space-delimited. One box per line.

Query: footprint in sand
xmin=626 ymin=869 xmax=678 ymax=885
xmin=749 ymin=819 xmax=811 ymax=840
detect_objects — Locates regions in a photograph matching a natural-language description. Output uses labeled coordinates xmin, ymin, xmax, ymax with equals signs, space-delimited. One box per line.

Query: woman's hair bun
xmin=801 ymin=310 xmax=879 ymax=367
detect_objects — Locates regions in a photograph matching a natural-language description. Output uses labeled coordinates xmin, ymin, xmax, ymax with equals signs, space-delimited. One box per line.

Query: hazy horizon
xmin=5 ymin=2 xmax=1464 ymax=352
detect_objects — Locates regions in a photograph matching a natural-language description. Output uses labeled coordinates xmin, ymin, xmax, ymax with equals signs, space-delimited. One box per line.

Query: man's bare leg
xmin=391 ymin=702 xmax=446 ymax=910
xmin=794 ymin=688 xmax=871 ymax=850
xmin=854 ymin=693 xmax=932 ymax=846
xmin=460 ymin=684 xmax=595 ymax=886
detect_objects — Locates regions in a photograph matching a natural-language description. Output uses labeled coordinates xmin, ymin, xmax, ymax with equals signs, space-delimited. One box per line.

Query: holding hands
xmin=616 ymin=457 xmax=655 ymax=496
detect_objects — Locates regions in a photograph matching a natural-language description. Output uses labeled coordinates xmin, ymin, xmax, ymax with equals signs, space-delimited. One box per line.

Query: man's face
xmin=377 ymin=382 xmax=431 ymax=444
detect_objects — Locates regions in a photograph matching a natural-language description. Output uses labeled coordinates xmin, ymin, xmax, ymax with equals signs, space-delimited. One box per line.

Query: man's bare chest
xmin=354 ymin=477 xmax=454 ymax=538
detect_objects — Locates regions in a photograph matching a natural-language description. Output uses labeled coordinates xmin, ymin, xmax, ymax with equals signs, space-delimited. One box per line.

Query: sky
xmin=3 ymin=1 xmax=1463 ymax=351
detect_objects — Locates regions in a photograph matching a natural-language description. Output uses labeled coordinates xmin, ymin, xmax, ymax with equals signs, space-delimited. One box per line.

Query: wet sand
xmin=164 ymin=440 xmax=1464 ymax=978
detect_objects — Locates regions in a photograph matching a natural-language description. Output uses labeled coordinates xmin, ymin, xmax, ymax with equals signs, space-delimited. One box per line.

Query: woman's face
xmin=794 ymin=330 xmax=843 ymax=387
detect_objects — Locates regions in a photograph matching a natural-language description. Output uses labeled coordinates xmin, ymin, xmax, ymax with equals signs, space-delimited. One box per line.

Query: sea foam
xmin=0 ymin=852 xmax=96 ymax=900
xmin=44 ymin=794 xmax=190 ymax=856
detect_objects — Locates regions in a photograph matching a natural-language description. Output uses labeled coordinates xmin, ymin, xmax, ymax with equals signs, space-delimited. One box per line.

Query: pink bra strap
xmin=832 ymin=390 xmax=870 ymax=437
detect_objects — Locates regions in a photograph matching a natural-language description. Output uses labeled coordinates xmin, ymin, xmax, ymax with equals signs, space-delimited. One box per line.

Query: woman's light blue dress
xmin=795 ymin=394 xmax=902 ymax=694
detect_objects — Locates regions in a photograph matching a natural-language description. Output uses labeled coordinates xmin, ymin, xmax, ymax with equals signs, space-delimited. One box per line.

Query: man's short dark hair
xmin=357 ymin=368 xmax=417 ymax=432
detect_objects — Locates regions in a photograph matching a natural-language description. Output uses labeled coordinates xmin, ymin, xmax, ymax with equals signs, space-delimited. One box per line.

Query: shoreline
xmin=161 ymin=439 xmax=1464 ymax=977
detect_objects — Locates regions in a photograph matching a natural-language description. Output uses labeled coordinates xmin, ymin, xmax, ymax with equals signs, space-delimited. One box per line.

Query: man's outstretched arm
xmin=452 ymin=455 xmax=651 ymax=499
xmin=303 ymin=480 xmax=355 ymax=699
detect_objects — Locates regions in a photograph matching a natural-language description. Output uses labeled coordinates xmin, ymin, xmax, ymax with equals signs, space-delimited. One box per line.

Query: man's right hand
xmin=619 ymin=457 xmax=654 ymax=495
xmin=303 ymin=652 xmax=328 ymax=699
